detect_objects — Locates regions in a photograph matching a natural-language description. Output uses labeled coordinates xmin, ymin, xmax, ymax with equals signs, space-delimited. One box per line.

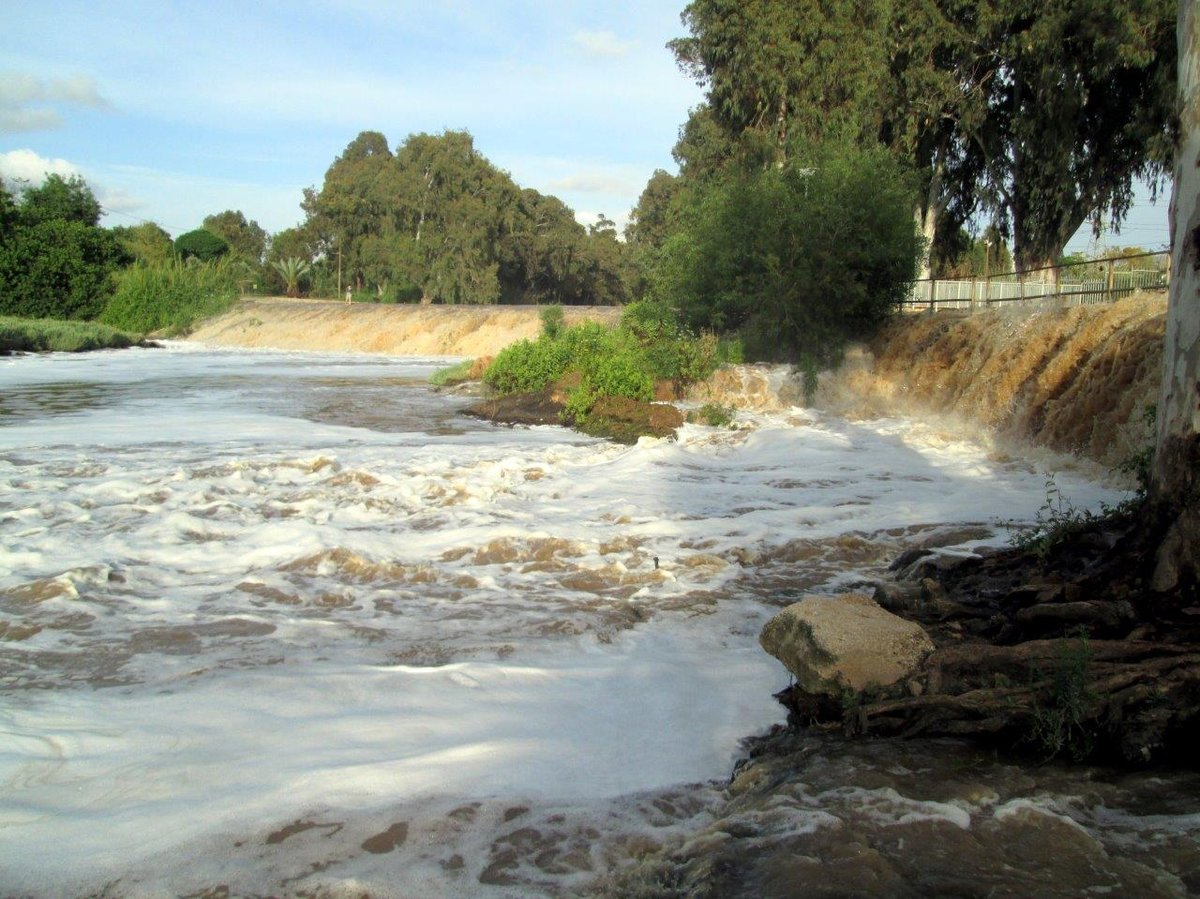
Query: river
xmin=1 ymin=344 xmax=1195 ymax=896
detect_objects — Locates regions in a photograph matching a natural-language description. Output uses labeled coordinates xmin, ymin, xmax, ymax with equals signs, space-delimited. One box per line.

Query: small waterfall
xmin=813 ymin=294 xmax=1167 ymax=469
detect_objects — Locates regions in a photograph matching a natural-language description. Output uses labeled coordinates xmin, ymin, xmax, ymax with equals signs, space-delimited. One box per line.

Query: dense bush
xmin=483 ymin=304 xmax=731 ymax=429
xmin=0 ymin=219 xmax=126 ymax=320
xmin=101 ymin=259 xmax=242 ymax=335
xmin=649 ymin=139 xmax=921 ymax=364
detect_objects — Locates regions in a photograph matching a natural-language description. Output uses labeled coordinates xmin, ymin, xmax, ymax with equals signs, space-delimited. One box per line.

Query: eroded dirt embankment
xmin=186 ymin=298 xmax=620 ymax=357
xmin=819 ymin=294 xmax=1168 ymax=468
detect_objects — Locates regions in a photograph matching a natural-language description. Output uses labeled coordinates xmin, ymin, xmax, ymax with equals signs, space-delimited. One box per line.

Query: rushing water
xmin=0 ymin=344 xmax=1195 ymax=897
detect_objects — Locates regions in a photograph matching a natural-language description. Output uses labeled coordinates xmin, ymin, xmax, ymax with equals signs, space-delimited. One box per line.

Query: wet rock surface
xmin=759 ymin=593 xmax=934 ymax=696
xmin=772 ymin=507 xmax=1200 ymax=767
xmin=594 ymin=731 xmax=1200 ymax=898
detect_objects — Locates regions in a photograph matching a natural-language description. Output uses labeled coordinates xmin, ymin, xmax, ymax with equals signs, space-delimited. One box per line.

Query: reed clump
xmin=101 ymin=259 xmax=243 ymax=335
xmin=0 ymin=316 xmax=139 ymax=353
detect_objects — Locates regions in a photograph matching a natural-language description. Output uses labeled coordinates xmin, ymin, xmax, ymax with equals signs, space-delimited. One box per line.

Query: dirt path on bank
xmin=186 ymin=298 xmax=621 ymax=357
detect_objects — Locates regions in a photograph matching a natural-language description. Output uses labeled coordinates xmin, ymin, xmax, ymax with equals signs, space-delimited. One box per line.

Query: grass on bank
xmin=0 ymin=316 xmax=140 ymax=353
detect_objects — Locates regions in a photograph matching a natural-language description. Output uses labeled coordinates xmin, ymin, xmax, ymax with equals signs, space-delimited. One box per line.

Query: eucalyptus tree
xmin=668 ymin=0 xmax=1177 ymax=275
xmin=1150 ymin=0 xmax=1198 ymax=599
xmin=967 ymin=0 xmax=1177 ymax=273
xmin=203 ymin=210 xmax=268 ymax=265
xmin=301 ymin=130 xmax=394 ymax=289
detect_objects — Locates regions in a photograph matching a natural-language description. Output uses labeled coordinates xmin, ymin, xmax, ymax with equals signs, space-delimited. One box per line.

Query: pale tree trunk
xmin=1150 ymin=0 xmax=1200 ymax=596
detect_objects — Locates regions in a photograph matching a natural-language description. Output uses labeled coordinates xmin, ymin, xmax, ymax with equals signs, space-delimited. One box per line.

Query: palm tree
xmin=271 ymin=256 xmax=312 ymax=297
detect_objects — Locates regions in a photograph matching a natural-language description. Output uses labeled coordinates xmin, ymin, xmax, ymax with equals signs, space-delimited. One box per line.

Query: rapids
xmin=1 ymin=343 xmax=1196 ymax=897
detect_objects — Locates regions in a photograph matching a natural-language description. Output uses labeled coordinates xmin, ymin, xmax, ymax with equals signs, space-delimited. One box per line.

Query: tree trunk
xmin=1150 ymin=0 xmax=1200 ymax=598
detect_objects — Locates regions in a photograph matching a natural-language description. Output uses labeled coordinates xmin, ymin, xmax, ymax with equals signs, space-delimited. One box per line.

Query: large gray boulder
xmin=760 ymin=593 xmax=934 ymax=696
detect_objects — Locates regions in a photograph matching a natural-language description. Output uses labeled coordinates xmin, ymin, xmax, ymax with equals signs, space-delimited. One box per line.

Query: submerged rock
xmin=759 ymin=593 xmax=935 ymax=696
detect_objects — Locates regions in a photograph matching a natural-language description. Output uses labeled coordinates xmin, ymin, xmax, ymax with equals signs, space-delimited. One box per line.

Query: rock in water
xmin=759 ymin=593 xmax=934 ymax=696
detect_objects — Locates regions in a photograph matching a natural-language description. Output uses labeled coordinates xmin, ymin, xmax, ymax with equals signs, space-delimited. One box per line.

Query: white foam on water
xmin=0 ymin=345 xmax=1130 ymax=894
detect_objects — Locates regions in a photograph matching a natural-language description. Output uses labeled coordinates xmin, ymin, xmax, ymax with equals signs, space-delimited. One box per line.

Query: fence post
xmin=929 ymin=277 xmax=936 ymax=313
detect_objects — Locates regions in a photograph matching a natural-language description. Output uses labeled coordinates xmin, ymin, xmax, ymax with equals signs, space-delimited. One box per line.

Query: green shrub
xmin=0 ymin=219 xmax=125 ymax=320
xmin=101 ymin=259 xmax=241 ymax=335
xmin=483 ymin=337 xmax=572 ymax=394
xmin=540 ymin=304 xmax=565 ymax=339
xmin=0 ymin=315 xmax=137 ymax=352
xmin=687 ymin=403 xmax=735 ymax=428
xmin=650 ymin=138 xmax=920 ymax=364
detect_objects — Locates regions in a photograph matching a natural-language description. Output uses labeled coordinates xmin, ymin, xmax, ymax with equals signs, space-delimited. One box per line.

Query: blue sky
xmin=0 ymin=1 xmax=1171 ymax=253
xmin=0 ymin=1 xmax=703 ymax=237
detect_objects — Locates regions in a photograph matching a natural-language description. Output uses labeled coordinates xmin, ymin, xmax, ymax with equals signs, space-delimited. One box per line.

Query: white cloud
xmin=548 ymin=171 xmax=640 ymax=195
xmin=0 ymin=72 xmax=110 ymax=133
xmin=571 ymin=29 xmax=634 ymax=58
xmin=0 ymin=108 xmax=62 ymax=132
xmin=0 ymin=148 xmax=82 ymax=184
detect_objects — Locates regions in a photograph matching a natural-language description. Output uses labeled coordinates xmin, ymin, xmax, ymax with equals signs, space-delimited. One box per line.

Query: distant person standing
xmin=345 ymin=286 xmax=352 ymax=305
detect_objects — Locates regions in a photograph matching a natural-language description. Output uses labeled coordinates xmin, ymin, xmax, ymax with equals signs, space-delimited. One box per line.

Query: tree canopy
xmin=203 ymin=210 xmax=268 ymax=264
xmin=664 ymin=0 xmax=1177 ymax=274
xmin=0 ymin=178 xmax=125 ymax=320
xmin=302 ymin=129 xmax=629 ymax=305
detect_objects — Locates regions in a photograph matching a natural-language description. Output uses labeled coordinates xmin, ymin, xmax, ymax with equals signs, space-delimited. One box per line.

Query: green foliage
xmin=0 ymin=315 xmax=137 ymax=352
xmin=539 ymin=304 xmax=564 ymax=340
xmin=175 ymin=228 xmax=230 ymax=263
xmin=17 ymin=174 xmax=102 ymax=226
xmin=271 ymin=256 xmax=312 ymax=297
xmin=687 ymin=403 xmax=735 ymax=428
xmin=111 ymin=222 xmax=175 ymax=266
xmin=101 ymin=259 xmax=241 ymax=335
xmin=483 ymin=337 xmax=572 ymax=394
xmin=0 ymin=177 xmax=125 ymax=321
xmin=429 ymin=359 xmax=476 ymax=387
xmin=1007 ymin=477 xmax=1139 ymax=562
xmin=1030 ymin=631 xmax=1099 ymax=761
xmin=0 ymin=219 xmax=126 ymax=320
xmin=650 ymin=139 xmax=920 ymax=364
xmin=303 ymin=129 xmax=629 ymax=306
xmin=482 ymin=307 xmax=728 ymax=431
xmin=203 ymin=210 xmax=268 ymax=264
xmin=1115 ymin=405 xmax=1157 ymax=497
xmin=666 ymin=0 xmax=1176 ymax=282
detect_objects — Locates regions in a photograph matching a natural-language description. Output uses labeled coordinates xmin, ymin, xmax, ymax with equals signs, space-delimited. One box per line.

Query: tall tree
xmin=971 ymin=0 xmax=1177 ymax=273
xmin=1150 ymin=0 xmax=1198 ymax=598
xmin=203 ymin=210 xmax=268 ymax=264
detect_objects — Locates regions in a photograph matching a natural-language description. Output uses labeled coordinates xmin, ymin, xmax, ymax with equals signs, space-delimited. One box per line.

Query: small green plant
xmin=1009 ymin=477 xmax=1103 ymax=561
xmin=687 ymin=403 xmax=735 ymax=428
xmin=1029 ymin=630 xmax=1098 ymax=761
xmin=539 ymin=304 xmax=565 ymax=340
xmin=483 ymin=337 xmax=572 ymax=394
xmin=1115 ymin=404 xmax=1156 ymax=497
xmin=429 ymin=359 xmax=475 ymax=387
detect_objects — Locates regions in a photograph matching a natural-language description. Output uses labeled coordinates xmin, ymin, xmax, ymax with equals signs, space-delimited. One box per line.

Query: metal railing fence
xmin=903 ymin=250 xmax=1170 ymax=313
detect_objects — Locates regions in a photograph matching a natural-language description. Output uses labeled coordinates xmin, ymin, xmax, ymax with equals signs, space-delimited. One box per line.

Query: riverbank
xmin=186 ymin=298 xmax=621 ymax=357
xmin=0 ymin=315 xmax=143 ymax=353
